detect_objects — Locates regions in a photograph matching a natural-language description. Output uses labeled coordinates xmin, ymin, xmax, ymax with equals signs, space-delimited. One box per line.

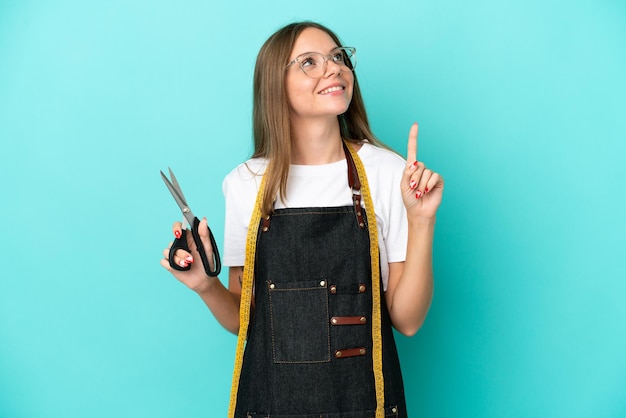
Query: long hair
xmin=252 ymin=21 xmax=384 ymax=216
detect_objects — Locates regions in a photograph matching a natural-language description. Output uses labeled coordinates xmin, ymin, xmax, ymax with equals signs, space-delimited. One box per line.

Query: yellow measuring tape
xmin=345 ymin=143 xmax=385 ymax=418
xmin=227 ymin=144 xmax=385 ymax=417
xmin=227 ymin=173 xmax=266 ymax=418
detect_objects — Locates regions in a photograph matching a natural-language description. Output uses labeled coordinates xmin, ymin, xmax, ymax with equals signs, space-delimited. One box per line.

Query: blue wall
xmin=1 ymin=1 xmax=625 ymax=417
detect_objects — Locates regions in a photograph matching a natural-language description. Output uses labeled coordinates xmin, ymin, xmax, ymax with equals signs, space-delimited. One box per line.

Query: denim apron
xmin=233 ymin=144 xmax=408 ymax=418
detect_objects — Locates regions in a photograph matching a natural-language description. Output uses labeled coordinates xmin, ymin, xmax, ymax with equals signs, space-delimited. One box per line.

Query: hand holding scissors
xmin=161 ymin=168 xmax=221 ymax=277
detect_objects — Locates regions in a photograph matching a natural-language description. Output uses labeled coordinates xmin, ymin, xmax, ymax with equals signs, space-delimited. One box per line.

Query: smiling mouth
xmin=319 ymin=85 xmax=344 ymax=95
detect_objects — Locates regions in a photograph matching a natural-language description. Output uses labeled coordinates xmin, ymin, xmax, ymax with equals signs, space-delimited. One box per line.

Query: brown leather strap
xmin=261 ymin=213 xmax=271 ymax=232
xmin=344 ymin=142 xmax=361 ymax=192
xmin=330 ymin=316 xmax=368 ymax=325
xmin=334 ymin=347 xmax=367 ymax=358
xmin=343 ymin=141 xmax=366 ymax=229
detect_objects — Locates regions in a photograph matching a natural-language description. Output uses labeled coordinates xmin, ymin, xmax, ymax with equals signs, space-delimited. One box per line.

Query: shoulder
xmin=357 ymin=142 xmax=406 ymax=176
xmin=222 ymin=158 xmax=268 ymax=208
xmin=222 ymin=157 xmax=268 ymax=190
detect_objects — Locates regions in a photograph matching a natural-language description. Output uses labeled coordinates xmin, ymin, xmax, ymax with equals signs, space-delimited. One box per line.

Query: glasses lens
xmin=299 ymin=52 xmax=325 ymax=78
xmin=338 ymin=48 xmax=356 ymax=71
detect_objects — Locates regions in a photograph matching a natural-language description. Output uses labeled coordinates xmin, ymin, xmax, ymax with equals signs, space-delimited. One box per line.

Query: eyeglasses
xmin=285 ymin=47 xmax=356 ymax=79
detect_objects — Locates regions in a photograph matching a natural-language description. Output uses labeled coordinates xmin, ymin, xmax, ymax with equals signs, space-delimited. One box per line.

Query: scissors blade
xmin=166 ymin=167 xmax=187 ymax=203
xmin=160 ymin=168 xmax=196 ymax=225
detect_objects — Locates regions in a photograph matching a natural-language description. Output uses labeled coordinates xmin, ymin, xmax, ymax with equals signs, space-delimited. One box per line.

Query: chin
xmin=331 ymin=102 xmax=351 ymax=115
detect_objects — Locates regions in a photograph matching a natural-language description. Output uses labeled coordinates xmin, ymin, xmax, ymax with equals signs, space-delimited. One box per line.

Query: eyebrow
xmin=290 ymin=46 xmax=341 ymax=59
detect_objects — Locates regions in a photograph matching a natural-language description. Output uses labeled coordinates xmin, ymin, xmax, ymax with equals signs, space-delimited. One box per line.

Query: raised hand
xmin=401 ymin=122 xmax=444 ymax=219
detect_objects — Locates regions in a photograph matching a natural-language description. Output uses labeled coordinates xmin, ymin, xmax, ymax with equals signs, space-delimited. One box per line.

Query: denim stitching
xmin=268 ymin=280 xmax=331 ymax=364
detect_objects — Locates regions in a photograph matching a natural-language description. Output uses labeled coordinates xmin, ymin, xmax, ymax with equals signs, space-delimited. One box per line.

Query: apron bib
xmin=230 ymin=143 xmax=407 ymax=418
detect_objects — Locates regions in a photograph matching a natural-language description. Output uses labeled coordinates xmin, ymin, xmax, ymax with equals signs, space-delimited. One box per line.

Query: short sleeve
xmin=222 ymin=159 xmax=267 ymax=267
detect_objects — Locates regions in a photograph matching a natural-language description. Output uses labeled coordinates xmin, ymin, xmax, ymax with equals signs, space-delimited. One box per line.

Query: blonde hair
xmin=252 ymin=21 xmax=385 ymax=216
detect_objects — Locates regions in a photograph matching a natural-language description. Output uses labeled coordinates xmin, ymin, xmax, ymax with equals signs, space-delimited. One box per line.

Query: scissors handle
xmin=168 ymin=217 xmax=222 ymax=277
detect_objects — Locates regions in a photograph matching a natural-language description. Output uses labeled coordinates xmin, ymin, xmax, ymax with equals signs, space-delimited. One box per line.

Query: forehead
xmin=290 ymin=27 xmax=339 ymax=58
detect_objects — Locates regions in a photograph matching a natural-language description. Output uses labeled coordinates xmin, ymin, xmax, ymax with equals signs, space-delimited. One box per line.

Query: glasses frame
xmin=285 ymin=47 xmax=357 ymax=79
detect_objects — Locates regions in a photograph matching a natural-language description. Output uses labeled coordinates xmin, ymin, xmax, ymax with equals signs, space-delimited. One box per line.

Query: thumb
xmin=197 ymin=217 xmax=215 ymax=266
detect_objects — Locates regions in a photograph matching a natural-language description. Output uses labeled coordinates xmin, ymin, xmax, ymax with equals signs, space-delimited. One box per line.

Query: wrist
xmin=191 ymin=276 xmax=218 ymax=295
xmin=408 ymin=215 xmax=437 ymax=228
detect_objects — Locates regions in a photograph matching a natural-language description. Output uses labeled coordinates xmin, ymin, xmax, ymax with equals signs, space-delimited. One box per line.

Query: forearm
xmin=194 ymin=277 xmax=242 ymax=335
xmin=387 ymin=216 xmax=435 ymax=336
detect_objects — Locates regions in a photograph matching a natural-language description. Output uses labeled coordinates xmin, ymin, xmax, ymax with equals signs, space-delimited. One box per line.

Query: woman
xmin=161 ymin=21 xmax=443 ymax=418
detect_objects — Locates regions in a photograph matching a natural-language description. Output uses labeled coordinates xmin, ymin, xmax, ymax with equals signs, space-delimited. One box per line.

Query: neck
xmin=290 ymin=117 xmax=344 ymax=165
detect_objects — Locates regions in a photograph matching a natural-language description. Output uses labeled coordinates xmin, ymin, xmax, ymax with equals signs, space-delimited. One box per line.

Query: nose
xmin=324 ymin=56 xmax=343 ymax=77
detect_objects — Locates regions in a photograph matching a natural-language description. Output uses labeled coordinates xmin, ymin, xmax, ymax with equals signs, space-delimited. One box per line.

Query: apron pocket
xmin=268 ymin=279 xmax=330 ymax=363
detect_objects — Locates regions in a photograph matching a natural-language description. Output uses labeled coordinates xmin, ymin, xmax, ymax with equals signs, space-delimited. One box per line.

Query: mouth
xmin=318 ymin=85 xmax=345 ymax=95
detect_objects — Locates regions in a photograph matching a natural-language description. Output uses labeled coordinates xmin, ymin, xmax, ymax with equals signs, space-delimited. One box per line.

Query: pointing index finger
xmin=407 ymin=122 xmax=419 ymax=164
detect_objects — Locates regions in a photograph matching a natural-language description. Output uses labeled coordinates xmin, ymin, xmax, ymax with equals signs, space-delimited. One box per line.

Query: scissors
xmin=160 ymin=168 xmax=221 ymax=277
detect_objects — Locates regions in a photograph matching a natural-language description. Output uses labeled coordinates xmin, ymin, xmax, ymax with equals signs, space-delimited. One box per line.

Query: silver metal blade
xmin=160 ymin=169 xmax=196 ymax=225
xmin=167 ymin=167 xmax=187 ymax=203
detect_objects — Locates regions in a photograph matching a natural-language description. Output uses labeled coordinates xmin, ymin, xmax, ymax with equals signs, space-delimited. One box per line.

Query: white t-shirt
xmin=222 ymin=142 xmax=408 ymax=290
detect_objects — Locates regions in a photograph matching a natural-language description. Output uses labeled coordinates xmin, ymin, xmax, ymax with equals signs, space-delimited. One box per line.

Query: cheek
xmin=285 ymin=87 xmax=304 ymax=113
xmin=286 ymin=79 xmax=317 ymax=110
xmin=284 ymin=78 xmax=300 ymax=109
xmin=347 ymin=74 xmax=355 ymax=99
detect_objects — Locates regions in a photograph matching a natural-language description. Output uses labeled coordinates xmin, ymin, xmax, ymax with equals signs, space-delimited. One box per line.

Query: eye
xmin=299 ymin=53 xmax=320 ymax=67
xmin=332 ymin=51 xmax=345 ymax=63
xmin=301 ymin=57 xmax=316 ymax=67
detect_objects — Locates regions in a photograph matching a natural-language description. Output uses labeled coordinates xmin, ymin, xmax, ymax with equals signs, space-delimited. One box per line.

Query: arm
xmin=193 ymin=266 xmax=244 ymax=335
xmin=384 ymin=122 xmax=444 ymax=336
xmin=385 ymin=219 xmax=435 ymax=336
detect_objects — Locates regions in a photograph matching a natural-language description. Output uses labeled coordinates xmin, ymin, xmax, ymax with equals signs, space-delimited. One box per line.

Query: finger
xmin=407 ymin=161 xmax=425 ymax=191
xmin=197 ymin=217 xmax=215 ymax=268
xmin=174 ymin=248 xmax=194 ymax=263
xmin=172 ymin=221 xmax=183 ymax=239
xmin=425 ymin=172 xmax=443 ymax=193
xmin=198 ymin=217 xmax=209 ymax=240
xmin=172 ymin=228 xmax=196 ymax=268
xmin=160 ymin=258 xmax=173 ymax=272
xmin=416 ymin=168 xmax=433 ymax=194
xmin=160 ymin=247 xmax=192 ymax=269
xmin=406 ymin=122 xmax=419 ymax=164
xmin=163 ymin=244 xmax=193 ymax=268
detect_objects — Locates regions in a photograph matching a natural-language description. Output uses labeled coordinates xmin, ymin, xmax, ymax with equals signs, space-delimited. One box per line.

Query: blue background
xmin=1 ymin=0 xmax=625 ymax=417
